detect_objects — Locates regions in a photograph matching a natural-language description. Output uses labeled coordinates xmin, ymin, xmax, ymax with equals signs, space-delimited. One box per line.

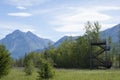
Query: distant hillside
xmin=100 ymin=24 xmax=120 ymax=43
xmin=53 ymin=36 xmax=78 ymax=47
xmin=0 ymin=30 xmax=54 ymax=59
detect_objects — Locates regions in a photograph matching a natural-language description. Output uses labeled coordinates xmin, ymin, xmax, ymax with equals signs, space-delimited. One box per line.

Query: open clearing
xmin=1 ymin=68 xmax=120 ymax=80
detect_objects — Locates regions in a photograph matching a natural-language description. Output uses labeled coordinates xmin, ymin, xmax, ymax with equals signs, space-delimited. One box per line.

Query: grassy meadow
xmin=1 ymin=68 xmax=120 ymax=80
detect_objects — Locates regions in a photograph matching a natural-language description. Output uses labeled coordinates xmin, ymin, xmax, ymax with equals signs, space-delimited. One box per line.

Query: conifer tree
xmin=37 ymin=58 xmax=55 ymax=80
xmin=38 ymin=51 xmax=55 ymax=80
xmin=24 ymin=54 xmax=34 ymax=75
xmin=0 ymin=45 xmax=11 ymax=78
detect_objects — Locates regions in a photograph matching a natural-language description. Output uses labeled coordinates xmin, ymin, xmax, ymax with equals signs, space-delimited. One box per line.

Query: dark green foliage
xmin=38 ymin=59 xmax=55 ymax=80
xmin=16 ymin=58 xmax=24 ymax=67
xmin=13 ymin=52 xmax=42 ymax=67
xmin=54 ymin=40 xmax=77 ymax=68
xmin=48 ymin=21 xmax=111 ymax=69
xmin=73 ymin=36 xmax=90 ymax=68
xmin=0 ymin=45 xmax=11 ymax=78
xmin=50 ymin=36 xmax=90 ymax=68
xmin=26 ymin=52 xmax=42 ymax=67
xmin=24 ymin=54 xmax=34 ymax=75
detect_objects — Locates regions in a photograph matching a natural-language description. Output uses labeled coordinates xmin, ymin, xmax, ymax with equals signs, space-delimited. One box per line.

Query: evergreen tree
xmin=37 ymin=58 xmax=55 ymax=80
xmin=24 ymin=54 xmax=34 ymax=75
xmin=38 ymin=50 xmax=55 ymax=80
xmin=0 ymin=45 xmax=11 ymax=78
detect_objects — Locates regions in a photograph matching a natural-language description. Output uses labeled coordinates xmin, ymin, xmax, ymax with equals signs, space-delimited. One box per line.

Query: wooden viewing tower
xmin=90 ymin=40 xmax=112 ymax=69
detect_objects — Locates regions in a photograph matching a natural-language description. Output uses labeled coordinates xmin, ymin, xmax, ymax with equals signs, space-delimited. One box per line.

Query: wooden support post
xmin=90 ymin=41 xmax=92 ymax=69
xmin=119 ymin=54 xmax=120 ymax=68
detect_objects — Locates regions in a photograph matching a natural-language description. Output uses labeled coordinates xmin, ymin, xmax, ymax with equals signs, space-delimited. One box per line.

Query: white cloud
xmin=51 ymin=6 xmax=119 ymax=33
xmin=52 ymin=11 xmax=111 ymax=33
xmin=5 ymin=0 xmax=49 ymax=7
xmin=0 ymin=22 xmax=35 ymax=32
xmin=17 ymin=6 xmax=26 ymax=10
xmin=93 ymin=6 xmax=120 ymax=11
xmin=64 ymin=33 xmax=82 ymax=37
xmin=0 ymin=22 xmax=36 ymax=39
xmin=8 ymin=12 xmax=32 ymax=17
xmin=56 ymin=12 xmax=111 ymax=22
xmin=31 ymin=9 xmax=53 ymax=15
xmin=54 ymin=24 xmax=84 ymax=32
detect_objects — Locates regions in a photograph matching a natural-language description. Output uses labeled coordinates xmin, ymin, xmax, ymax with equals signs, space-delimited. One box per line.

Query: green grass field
xmin=1 ymin=68 xmax=120 ymax=80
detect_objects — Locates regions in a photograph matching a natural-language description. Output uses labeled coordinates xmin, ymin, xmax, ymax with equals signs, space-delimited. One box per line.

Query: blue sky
xmin=0 ymin=0 xmax=120 ymax=41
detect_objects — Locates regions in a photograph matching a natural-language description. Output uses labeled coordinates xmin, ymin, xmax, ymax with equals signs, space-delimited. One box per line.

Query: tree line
xmin=11 ymin=22 xmax=120 ymax=69
xmin=14 ymin=21 xmax=110 ymax=68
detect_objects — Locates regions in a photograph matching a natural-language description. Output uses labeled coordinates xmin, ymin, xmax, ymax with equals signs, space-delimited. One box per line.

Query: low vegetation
xmin=1 ymin=68 xmax=120 ymax=80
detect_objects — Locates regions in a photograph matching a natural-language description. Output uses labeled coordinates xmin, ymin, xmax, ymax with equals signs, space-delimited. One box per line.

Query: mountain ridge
xmin=0 ymin=23 xmax=120 ymax=59
xmin=0 ymin=30 xmax=54 ymax=59
xmin=100 ymin=24 xmax=120 ymax=43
